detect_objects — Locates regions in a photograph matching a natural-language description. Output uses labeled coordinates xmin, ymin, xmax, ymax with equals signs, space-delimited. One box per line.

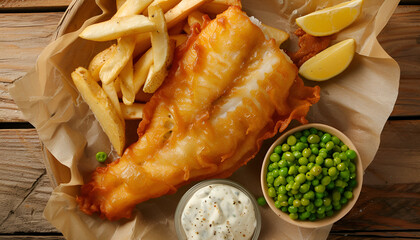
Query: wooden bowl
xmin=260 ymin=123 xmax=363 ymax=228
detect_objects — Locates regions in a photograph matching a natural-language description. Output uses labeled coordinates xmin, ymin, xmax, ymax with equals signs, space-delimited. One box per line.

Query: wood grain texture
xmin=378 ymin=6 xmax=420 ymax=117
xmin=0 ymin=129 xmax=56 ymax=233
xmin=0 ymin=12 xmax=63 ymax=122
xmin=0 ymin=0 xmax=71 ymax=10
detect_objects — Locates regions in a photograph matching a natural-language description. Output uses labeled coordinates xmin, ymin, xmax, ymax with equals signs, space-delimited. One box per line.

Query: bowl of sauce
xmin=175 ymin=179 xmax=261 ymax=240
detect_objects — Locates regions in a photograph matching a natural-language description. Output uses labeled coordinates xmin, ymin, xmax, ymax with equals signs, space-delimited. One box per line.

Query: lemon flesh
xmin=296 ymin=0 xmax=363 ymax=37
xmin=299 ymin=39 xmax=356 ymax=81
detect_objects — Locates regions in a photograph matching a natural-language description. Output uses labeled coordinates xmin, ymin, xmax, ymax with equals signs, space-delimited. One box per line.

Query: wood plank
xmin=0 ymin=0 xmax=71 ymax=11
xmin=0 ymin=129 xmax=56 ymax=233
xmin=377 ymin=6 xmax=420 ymax=117
xmin=0 ymin=6 xmax=419 ymax=121
xmin=0 ymin=12 xmax=63 ymax=122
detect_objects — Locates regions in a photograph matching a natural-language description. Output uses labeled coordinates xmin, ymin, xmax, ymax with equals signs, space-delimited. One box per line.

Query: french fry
xmin=71 ymin=67 xmax=125 ymax=155
xmin=120 ymin=56 xmax=135 ymax=105
xmin=120 ymin=102 xmax=145 ymax=119
xmin=169 ymin=34 xmax=188 ymax=47
xmin=168 ymin=19 xmax=186 ymax=35
xmin=100 ymin=36 xmax=136 ymax=85
xmin=165 ymin=0 xmax=211 ymax=29
xmin=188 ymin=10 xmax=205 ymax=27
xmin=143 ymin=0 xmax=182 ymax=15
xmin=102 ymin=81 xmax=123 ymax=118
xmin=133 ymin=33 xmax=152 ymax=59
xmin=260 ymin=23 xmax=289 ymax=47
xmin=199 ymin=0 xmax=241 ymax=14
xmin=143 ymin=6 xmax=174 ymax=93
xmin=115 ymin=0 xmax=154 ymax=17
xmin=116 ymin=0 xmax=126 ymax=10
xmin=79 ymin=15 xmax=156 ymax=42
xmin=88 ymin=44 xmax=117 ymax=82
xmin=133 ymin=48 xmax=154 ymax=94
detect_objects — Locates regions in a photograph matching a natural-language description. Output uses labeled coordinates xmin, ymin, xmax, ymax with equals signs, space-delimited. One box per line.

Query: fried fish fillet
xmin=77 ymin=7 xmax=320 ymax=220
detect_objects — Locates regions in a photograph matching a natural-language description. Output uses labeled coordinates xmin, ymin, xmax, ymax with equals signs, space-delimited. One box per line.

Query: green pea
xmin=333 ymin=145 xmax=342 ymax=153
xmin=279 ymin=167 xmax=288 ymax=177
xmin=307 ymin=134 xmax=320 ymax=144
xmin=278 ymin=159 xmax=288 ymax=168
xmin=301 ymin=148 xmax=311 ymax=158
xmin=298 ymin=206 xmax=306 ymax=213
xmin=270 ymin=152 xmax=280 ymax=162
xmin=294 ymin=131 xmax=303 ymax=138
xmin=326 ymin=141 xmax=334 ymax=151
xmin=317 ymin=131 xmax=324 ymax=137
xmin=300 ymin=136 xmax=308 ymax=143
xmin=337 ymin=163 xmax=346 ymax=171
xmin=272 ymin=169 xmax=280 ymax=178
xmin=283 ymin=152 xmax=295 ymax=162
xmin=340 ymin=170 xmax=350 ymax=180
xmin=309 ymin=128 xmax=318 ymax=134
xmin=303 ymin=129 xmax=311 ymax=137
xmin=277 ymin=194 xmax=288 ymax=202
xmin=293 ymin=151 xmax=302 ymax=159
xmin=289 ymin=213 xmax=299 ymax=220
xmin=294 ymin=193 xmax=302 ymax=200
xmin=315 ymin=156 xmax=324 ymax=165
xmin=317 ymin=212 xmax=326 ymax=219
xmin=333 ymin=157 xmax=342 ymax=166
xmin=326 ymin=210 xmax=334 ymax=217
xmin=309 ymin=214 xmax=317 ymax=221
xmin=293 ymin=199 xmax=301 ymax=207
xmin=340 ymin=197 xmax=348 ymax=205
xmin=319 ymin=142 xmax=326 ymax=148
xmin=315 ymin=185 xmax=325 ymax=193
xmin=96 ymin=152 xmax=108 ymax=163
xmin=281 ymin=206 xmax=288 ymax=212
xmin=310 ymin=165 xmax=322 ymax=176
xmin=346 ymin=149 xmax=357 ymax=160
xmin=309 ymin=155 xmax=316 ymax=163
xmin=298 ymin=165 xmax=308 ymax=174
xmin=328 ymin=167 xmax=338 ymax=177
xmin=257 ymin=197 xmax=267 ymax=206
xmin=336 ymin=187 xmax=345 ymax=194
xmin=318 ymin=151 xmax=327 ymax=158
xmin=332 ymin=136 xmax=340 ymax=145
xmin=268 ymin=187 xmax=276 ymax=197
xmin=287 ymin=135 xmax=297 ymax=146
xmin=295 ymin=173 xmax=306 ymax=184
xmin=333 ymin=204 xmax=342 ymax=211
xmin=348 ymin=179 xmax=357 ymax=188
xmin=288 ymin=206 xmax=298 ymax=213
xmin=323 ymin=197 xmax=332 ymax=206
xmin=274 ymin=145 xmax=282 ymax=154
xmin=341 ymin=144 xmax=348 ymax=152
xmin=291 ymin=146 xmax=297 ymax=152
xmin=274 ymin=176 xmax=282 ymax=187
xmin=300 ymin=211 xmax=311 ymax=220
xmin=326 ymin=182 xmax=335 ymax=190
xmin=348 ymin=162 xmax=356 ymax=173
xmin=286 ymin=175 xmax=294 ymax=183
xmin=321 ymin=133 xmax=331 ymax=143
xmin=267 ymin=175 xmax=274 ymax=184
xmin=344 ymin=191 xmax=353 ymax=199
xmin=317 ymin=206 xmax=326 ymax=214
xmin=326 ymin=204 xmax=333 ymax=211
xmin=292 ymin=182 xmax=301 ymax=190
xmin=278 ymin=185 xmax=287 ymax=194
xmin=314 ymin=198 xmax=323 ymax=207
xmin=304 ymin=191 xmax=315 ymax=200
xmin=332 ymin=152 xmax=340 ymax=158
xmin=321 ymin=176 xmax=331 ymax=186
xmin=274 ymin=200 xmax=282 ymax=208
xmin=281 ymin=143 xmax=290 ymax=152
xmin=339 ymin=152 xmax=348 ymax=161
xmin=324 ymin=158 xmax=334 ymax=168
xmin=306 ymin=203 xmax=315 ymax=212
xmin=288 ymin=197 xmax=294 ymax=205
xmin=295 ymin=142 xmax=305 ymax=152
xmin=301 ymin=198 xmax=310 ymax=206
xmin=332 ymin=190 xmax=341 ymax=201
xmin=280 ymin=201 xmax=289 ymax=207
xmin=288 ymin=166 xmax=298 ymax=175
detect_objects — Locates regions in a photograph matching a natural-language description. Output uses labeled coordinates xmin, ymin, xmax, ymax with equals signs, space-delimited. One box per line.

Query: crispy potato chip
xmin=71 ymin=67 xmax=125 ymax=155
xmin=164 ymin=0 xmax=211 ymax=29
xmin=120 ymin=102 xmax=145 ymax=119
xmin=88 ymin=44 xmax=117 ymax=82
xmin=79 ymin=15 xmax=156 ymax=42
xmin=115 ymin=0 xmax=154 ymax=17
xmin=200 ymin=0 xmax=241 ymax=14
xmin=100 ymin=36 xmax=136 ymax=85
xmin=169 ymin=34 xmax=188 ymax=47
xmin=133 ymin=48 xmax=154 ymax=94
xmin=120 ymin=56 xmax=135 ymax=105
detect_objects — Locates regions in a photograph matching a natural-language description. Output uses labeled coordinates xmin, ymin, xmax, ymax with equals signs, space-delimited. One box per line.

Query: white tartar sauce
xmin=181 ymin=184 xmax=256 ymax=240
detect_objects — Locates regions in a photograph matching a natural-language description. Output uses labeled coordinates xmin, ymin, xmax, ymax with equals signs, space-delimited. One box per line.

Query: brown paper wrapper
xmin=9 ymin=0 xmax=400 ymax=239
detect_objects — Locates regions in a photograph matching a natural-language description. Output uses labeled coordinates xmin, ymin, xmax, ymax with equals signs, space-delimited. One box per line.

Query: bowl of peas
xmin=261 ymin=123 xmax=363 ymax=228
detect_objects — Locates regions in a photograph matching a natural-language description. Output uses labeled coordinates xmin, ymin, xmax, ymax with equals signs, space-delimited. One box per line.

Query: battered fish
xmin=77 ymin=7 xmax=320 ymax=220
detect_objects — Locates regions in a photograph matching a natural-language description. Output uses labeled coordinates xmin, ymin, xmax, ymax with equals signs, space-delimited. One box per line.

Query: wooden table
xmin=0 ymin=1 xmax=419 ymax=239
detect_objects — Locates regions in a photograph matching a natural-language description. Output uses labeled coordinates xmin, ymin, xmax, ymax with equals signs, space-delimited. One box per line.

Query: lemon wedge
xmin=299 ymin=39 xmax=356 ymax=81
xmin=296 ymin=0 xmax=363 ymax=37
